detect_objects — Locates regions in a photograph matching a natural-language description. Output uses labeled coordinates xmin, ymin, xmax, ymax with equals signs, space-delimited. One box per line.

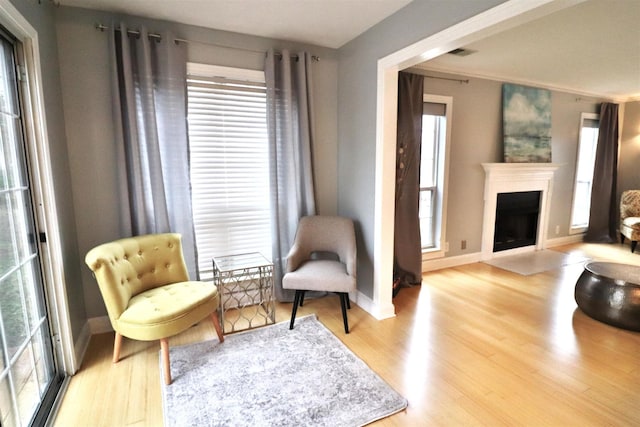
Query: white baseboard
xmin=422 ymin=235 xmax=584 ymax=272
xmin=88 ymin=316 xmax=113 ymax=335
xmin=546 ymin=234 xmax=584 ymax=247
xmin=422 ymin=252 xmax=483 ymax=272
xmin=71 ymin=321 xmax=92 ymax=375
xmin=355 ymin=291 xmax=396 ymax=320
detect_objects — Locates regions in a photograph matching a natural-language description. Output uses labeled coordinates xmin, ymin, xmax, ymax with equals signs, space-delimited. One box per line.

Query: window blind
xmin=187 ymin=66 xmax=272 ymax=281
xmin=582 ymin=118 xmax=599 ymax=128
xmin=423 ymin=101 xmax=446 ymax=117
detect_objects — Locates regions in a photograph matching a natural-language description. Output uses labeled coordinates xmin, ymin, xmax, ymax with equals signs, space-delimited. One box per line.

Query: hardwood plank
xmin=54 ymin=243 xmax=640 ymax=426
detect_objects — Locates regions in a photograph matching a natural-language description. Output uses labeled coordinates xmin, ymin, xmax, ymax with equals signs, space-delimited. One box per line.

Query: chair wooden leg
xmin=112 ymin=332 xmax=123 ymax=364
xmin=290 ymin=290 xmax=303 ymax=330
xmin=339 ymin=293 xmax=350 ymax=334
xmin=632 ymin=241 xmax=638 ymax=253
xmin=210 ymin=311 xmax=225 ymax=342
xmin=161 ymin=338 xmax=171 ymax=385
xmin=621 ymin=233 xmax=625 ymax=244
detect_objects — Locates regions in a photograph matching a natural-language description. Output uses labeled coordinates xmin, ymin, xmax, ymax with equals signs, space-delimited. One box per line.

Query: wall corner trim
xmin=356 ymin=291 xmax=396 ymax=320
xmin=72 ymin=321 xmax=91 ymax=375
xmin=88 ymin=316 xmax=113 ymax=335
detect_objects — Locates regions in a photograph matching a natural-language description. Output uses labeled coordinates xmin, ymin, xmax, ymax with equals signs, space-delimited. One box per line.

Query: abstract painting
xmin=502 ymin=83 xmax=552 ymax=162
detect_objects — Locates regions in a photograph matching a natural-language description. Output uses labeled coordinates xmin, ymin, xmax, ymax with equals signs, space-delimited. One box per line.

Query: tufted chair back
xmin=85 ymin=233 xmax=189 ymax=325
xmin=621 ymin=190 xmax=640 ymax=220
xmin=620 ymin=190 xmax=640 ymax=253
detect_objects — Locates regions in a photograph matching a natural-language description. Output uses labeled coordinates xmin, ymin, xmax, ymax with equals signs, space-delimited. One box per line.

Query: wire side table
xmin=212 ymin=252 xmax=275 ymax=334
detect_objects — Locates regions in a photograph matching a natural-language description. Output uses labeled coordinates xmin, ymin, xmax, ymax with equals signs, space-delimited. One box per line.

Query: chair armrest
xmin=285 ymin=243 xmax=307 ymax=273
xmin=345 ymin=252 xmax=357 ymax=279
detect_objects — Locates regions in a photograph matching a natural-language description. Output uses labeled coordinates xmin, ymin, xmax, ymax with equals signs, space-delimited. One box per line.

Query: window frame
xmin=420 ymin=94 xmax=452 ymax=261
xmin=0 ymin=0 xmax=76 ymax=371
xmin=569 ymin=112 xmax=599 ymax=235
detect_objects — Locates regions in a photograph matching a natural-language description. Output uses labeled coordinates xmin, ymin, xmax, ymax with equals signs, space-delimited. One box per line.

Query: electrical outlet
xmin=461 ymin=240 xmax=467 ymax=250
xmin=445 ymin=242 xmax=449 ymax=252
xmin=555 ymin=225 xmax=560 ymax=235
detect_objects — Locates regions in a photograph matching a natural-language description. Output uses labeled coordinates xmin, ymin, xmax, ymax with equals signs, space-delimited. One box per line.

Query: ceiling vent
xmin=447 ymin=48 xmax=476 ymax=57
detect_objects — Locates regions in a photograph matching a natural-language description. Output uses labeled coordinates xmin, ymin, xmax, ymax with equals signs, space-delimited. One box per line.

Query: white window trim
xmin=422 ymin=94 xmax=452 ymax=262
xmin=187 ymin=63 xmax=264 ymax=82
xmin=0 ymin=0 xmax=76 ymax=374
xmin=569 ymin=112 xmax=599 ymax=235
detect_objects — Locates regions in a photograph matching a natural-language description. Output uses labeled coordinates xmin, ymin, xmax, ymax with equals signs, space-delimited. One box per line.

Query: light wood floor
xmin=54 ymin=243 xmax=640 ymax=426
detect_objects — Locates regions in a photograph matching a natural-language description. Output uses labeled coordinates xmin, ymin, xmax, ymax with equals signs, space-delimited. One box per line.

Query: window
xmin=570 ymin=113 xmax=599 ymax=234
xmin=419 ymin=95 xmax=452 ymax=258
xmin=186 ymin=64 xmax=272 ymax=281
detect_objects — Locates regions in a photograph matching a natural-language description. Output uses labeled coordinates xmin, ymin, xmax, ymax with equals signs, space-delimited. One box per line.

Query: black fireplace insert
xmin=493 ymin=191 xmax=541 ymax=252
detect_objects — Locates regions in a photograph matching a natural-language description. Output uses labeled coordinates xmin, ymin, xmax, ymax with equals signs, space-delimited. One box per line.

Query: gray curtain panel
xmin=394 ymin=72 xmax=423 ymax=293
xmin=585 ymin=102 xmax=619 ymax=243
xmin=110 ymin=23 xmax=198 ymax=277
xmin=265 ymin=48 xmax=317 ymax=301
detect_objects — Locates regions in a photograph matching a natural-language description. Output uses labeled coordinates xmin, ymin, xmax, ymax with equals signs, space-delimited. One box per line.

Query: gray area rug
xmin=483 ymin=250 xmax=590 ymax=276
xmin=161 ymin=315 xmax=407 ymax=426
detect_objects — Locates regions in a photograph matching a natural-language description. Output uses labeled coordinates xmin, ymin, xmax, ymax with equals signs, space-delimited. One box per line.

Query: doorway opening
xmin=373 ymin=1 xmax=578 ymax=318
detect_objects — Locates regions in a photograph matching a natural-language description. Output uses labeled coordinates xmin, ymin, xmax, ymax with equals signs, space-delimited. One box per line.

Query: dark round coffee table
xmin=575 ymin=262 xmax=640 ymax=331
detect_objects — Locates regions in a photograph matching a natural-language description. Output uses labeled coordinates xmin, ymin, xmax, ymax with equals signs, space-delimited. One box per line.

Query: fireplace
xmin=481 ymin=163 xmax=560 ymax=260
xmin=493 ymin=191 xmax=541 ymax=252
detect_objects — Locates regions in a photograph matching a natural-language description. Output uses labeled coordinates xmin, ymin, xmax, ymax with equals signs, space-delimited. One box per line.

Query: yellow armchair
xmin=85 ymin=233 xmax=224 ymax=384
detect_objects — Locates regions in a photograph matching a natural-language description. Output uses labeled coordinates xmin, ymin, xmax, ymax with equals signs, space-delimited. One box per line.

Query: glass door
xmin=0 ymin=29 xmax=61 ymax=427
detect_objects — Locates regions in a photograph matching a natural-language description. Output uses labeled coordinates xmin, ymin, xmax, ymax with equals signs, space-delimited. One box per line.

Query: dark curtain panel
xmin=585 ymin=102 xmax=619 ymax=243
xmin=393 ymin=72 xmax=423 ymax=296
xmin=265 ymin=49 xmax=317 ymax=301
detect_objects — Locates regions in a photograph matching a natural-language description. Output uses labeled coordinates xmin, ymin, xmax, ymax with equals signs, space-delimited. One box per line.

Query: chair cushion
xmin=621 ymin=217 xmax=640 ymax=241
xmin=622 ymin=216 xmax=640 ymax=230
xmin=282 ymin=259 xmax=355 ymax=293
xmin=116 ymin=281 xmax=220 ymax=341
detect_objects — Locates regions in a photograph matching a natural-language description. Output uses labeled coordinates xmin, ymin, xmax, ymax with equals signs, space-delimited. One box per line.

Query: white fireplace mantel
xmin=481 ymin=163 xmax=562 ymax=260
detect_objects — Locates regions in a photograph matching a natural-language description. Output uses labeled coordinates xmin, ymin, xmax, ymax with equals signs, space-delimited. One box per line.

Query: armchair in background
xmin=620 ymin=190 xmax=640 ymax=253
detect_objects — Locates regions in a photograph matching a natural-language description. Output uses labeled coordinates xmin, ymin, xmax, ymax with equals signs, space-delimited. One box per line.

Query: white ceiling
xmin=419 ymin=0 xmax=640 ymax=102
xmin=57 ymin=0 xmax=640 ymax=101
xmin=57 ymin=0 xmax=413 ymax=49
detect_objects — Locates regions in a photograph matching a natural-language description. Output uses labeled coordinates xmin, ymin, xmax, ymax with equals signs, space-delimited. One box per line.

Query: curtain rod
xmin=424 ymin=75 xmax=469 ymax=84
xmin=95 ymin=24 xmax=320 ymax=62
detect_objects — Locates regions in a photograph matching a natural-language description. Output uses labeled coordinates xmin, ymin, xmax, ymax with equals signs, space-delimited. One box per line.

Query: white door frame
xmin=0 ymin=0 xmax=77 ymax=374
xmin=372 ymin=0 xmax=585 ymax=318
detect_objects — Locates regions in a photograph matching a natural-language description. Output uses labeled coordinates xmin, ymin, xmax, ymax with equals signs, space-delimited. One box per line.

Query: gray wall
xmin=10 ymin=0 xmax=638 ymax=335
xmin=336 ymin=0 xmax=506 ymax=298
xmin=54 ymin=6 xmax=339 ymax=319
xmin=619 ymin=101 xmax=640 ymax=193
xmin=410 ymin=69 xmax=600 ymax=256
xmin=7 ymin=0 xmax=638 ymax=349
xmin=8 ymin=0 xmax=86 ymax=341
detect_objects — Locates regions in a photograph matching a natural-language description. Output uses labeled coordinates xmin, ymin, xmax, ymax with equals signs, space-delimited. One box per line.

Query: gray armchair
xmin=283 ymin=215 xmax=357 ymax=333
